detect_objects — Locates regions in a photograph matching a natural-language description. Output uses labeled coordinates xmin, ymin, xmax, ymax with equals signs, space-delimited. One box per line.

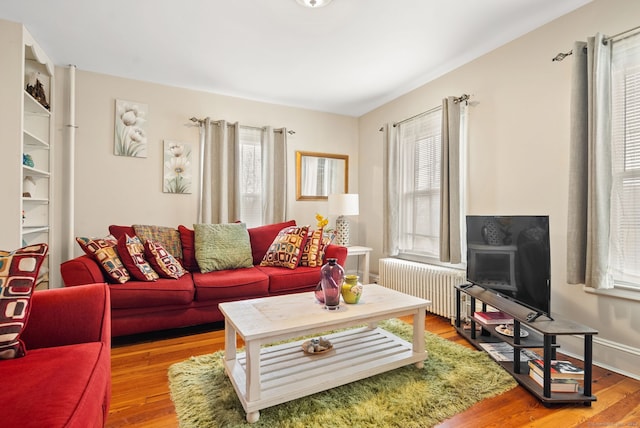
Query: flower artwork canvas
xmin=163 ymin=140 xmax=192 ymax=194
xmin=115 ymin=99 xmax=148 ymax=157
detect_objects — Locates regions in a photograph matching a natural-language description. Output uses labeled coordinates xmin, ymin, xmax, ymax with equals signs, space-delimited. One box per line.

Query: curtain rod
xmin=391 ymin=94 xmax=470 ymax=128
xmin=189 ymin=117 xmax=295 ymax=134
xmin=552 ymin=24 xmax=640 ymax=62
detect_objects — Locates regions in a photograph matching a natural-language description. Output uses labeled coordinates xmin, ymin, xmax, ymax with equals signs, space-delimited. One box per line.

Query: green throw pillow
xmin=194 ymin=223 xmax=253 ymax=273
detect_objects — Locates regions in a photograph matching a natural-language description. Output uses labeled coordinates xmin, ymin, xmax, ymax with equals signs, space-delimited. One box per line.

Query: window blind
xmin=611 ymin=33 xmax=640 ymax=287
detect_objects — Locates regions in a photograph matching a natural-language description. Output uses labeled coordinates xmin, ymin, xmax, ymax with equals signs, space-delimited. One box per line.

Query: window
xmin=610 ymin=33 xmax=640 ymax=289
xmin=239 ymin=127 xmax=263 ymax=228
xmin=397 ymin=108 xmax=443 ymax=260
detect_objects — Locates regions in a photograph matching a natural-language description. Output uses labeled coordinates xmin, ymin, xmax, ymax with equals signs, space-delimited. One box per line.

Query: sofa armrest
xmin=325 ymin=244 xmax=348 ymax=267
xmin=61 ymin=254 xmax=107 ymax=286
xmin=21 ymin=284 xmax=111 ymax=350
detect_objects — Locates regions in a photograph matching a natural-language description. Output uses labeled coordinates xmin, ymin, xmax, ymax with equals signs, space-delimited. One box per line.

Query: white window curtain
xmin=198 ymin=119 xmax=287 ymax=226
xmin=383 ymin=97 xmax=465 ymax=263
xmin=566 ymin=34 xmax=613 ymax=290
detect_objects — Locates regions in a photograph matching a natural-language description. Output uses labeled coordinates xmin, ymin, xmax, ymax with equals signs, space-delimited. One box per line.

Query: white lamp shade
xmin=328 ymin=193 xmax=359 ymax=216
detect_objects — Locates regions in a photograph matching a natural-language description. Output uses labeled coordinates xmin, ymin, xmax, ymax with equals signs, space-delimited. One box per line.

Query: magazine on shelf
xmin=529 ymin=370 xmax=580 ymax=392
xmin=528 ymin=359 xmax=585 ymax=380
xmin=473 ymin=311 xmax=514 ymax=325
xmin=478 ymin=342 xmax=541 ymax=362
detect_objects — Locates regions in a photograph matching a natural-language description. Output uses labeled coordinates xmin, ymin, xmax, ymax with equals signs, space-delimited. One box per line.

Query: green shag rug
xmin=168 ymin=319 xmax=516 ymax=428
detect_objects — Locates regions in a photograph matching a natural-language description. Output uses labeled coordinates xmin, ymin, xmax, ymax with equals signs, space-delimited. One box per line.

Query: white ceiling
xmin=1 ymin=0 xmax=591 ymax=117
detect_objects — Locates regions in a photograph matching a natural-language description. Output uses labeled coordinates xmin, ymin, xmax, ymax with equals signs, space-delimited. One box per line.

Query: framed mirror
xmin=296 ymin=151 xmax=348 ymax=200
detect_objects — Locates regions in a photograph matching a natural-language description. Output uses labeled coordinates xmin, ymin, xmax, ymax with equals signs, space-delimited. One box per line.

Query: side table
xmin=346 ymin=245 xmax=372 ymax=283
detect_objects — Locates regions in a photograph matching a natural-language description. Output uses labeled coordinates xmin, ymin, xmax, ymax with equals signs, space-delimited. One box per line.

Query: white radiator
xmin=378 ymin=258 xmax=467 ymax=319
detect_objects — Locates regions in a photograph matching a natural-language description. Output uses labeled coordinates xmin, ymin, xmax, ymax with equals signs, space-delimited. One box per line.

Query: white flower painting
xmin=115 ymin=99 xmax=148 ymax=157
xmin=163 ymin=140 xmax=192 ymax=194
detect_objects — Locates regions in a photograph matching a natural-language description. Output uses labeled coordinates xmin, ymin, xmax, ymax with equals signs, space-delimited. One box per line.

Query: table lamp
xmin=328 ymin=193 xmax=359 ymax=246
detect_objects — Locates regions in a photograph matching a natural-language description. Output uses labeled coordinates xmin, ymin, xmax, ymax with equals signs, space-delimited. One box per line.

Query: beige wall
xmin=358 ymin=0 xmax=640 ymax=378
xmin=52 ymin=71 xmax=359 ymax=264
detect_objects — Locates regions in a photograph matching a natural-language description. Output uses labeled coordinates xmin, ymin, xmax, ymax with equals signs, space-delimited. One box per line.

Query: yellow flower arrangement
xmin=315 ymin=213 xmax=329 ymax=229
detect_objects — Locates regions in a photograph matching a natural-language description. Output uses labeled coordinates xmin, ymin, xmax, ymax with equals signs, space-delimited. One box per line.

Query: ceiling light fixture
xmin=296 ymin=0 xmax=333 ymax=8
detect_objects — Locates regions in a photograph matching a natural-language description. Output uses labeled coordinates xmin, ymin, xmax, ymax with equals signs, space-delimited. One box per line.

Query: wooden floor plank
xmin=106 ymin=314 xmax=640 ymax=427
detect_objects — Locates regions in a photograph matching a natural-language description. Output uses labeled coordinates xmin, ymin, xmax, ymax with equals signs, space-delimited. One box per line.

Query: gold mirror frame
xmin=296 ymin=151 xmax=349 ymax=201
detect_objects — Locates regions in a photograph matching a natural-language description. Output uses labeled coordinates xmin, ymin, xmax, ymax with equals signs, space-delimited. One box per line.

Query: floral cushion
xmin=117 ymin=234 xmax=159 ymax=281
xmin=76 ymin=236 xmax=130 ymax=284
xmin=260 ymin=225 xmax=310 ymax=269
xmin=0 ymin=243 xmax=48 ymax=359
xmin=144 ymin=240 xmax=186 ymax=279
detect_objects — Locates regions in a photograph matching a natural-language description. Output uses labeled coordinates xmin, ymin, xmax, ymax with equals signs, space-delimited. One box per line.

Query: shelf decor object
xmin=328 ymin=193 xmax=359 ymax=246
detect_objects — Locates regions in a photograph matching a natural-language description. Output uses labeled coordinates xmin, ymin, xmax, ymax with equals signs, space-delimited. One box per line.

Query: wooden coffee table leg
xmin=413 ymin=309 xmax=427 ymax=368
xmin=246 ymin=411 xmax=260 ymax=423
xmin=224 ymin=320 xmax=237 ymax=376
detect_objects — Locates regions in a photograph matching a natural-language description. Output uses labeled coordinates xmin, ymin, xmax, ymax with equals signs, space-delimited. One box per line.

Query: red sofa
xmin=60 ymin=221 xmax=347 ymax=337
xmin=1 ymin=284 xmax=111 ymax=428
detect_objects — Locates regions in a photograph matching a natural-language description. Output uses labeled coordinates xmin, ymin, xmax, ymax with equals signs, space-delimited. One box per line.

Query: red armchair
xmin=1 ymin=284 xmax=111 ymax=427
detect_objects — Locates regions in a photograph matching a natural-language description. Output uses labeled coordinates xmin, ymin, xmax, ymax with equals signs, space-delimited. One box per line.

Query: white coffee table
xmin=219 ymin=284 xmax=431 ymax=423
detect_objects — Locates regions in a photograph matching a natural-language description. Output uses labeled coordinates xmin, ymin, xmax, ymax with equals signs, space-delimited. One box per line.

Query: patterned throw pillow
xmin=76 ymin=236 xmax=130 ymax=284
xmin=260 ymin=225 xmax=310 ymax=269
xmin=0 ymin=243 xmax=48 ymax=359
xmin=144 ymin=240 xmax=186 ymax=279
xmin=133 ymin=225 xmax=183 ymax=261
xmin=300 ymin=229 xmax=324 ymax=267
xmin=117 ymin=234 xmax=159 ymax=281
xmin=194 ymin=223 xmax=253 ymax=273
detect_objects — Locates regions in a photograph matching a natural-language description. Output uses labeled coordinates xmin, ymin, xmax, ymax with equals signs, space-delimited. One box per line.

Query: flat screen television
xmin=466 ymin=215 xmax=551 ymax=321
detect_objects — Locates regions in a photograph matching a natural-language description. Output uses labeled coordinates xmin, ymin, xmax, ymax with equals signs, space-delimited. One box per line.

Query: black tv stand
xmin=454 ymin=284 xmax=597 ymax=406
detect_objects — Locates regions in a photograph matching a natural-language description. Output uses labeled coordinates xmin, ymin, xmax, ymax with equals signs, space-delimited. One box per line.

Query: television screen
xmin=466 ymin=215 xmax=551 ymax=319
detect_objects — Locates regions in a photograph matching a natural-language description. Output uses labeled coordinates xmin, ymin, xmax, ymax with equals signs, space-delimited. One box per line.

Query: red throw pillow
xmin=0 ymin=243 xmax=48 ymax=359
xmin=117 ymin=234 xmax=159 ymax=281
xmin=144 ymin=240 xmax=186 ymax=279
xmin=247 ymin=220 xmax=297 ymax=265
xmin=108 ymin=225 xmax=136 ymax=240
xmin=299 ymin=228 xmax=336 ymax=267
xmin=178 ymin=225 xmax=198 ymax=272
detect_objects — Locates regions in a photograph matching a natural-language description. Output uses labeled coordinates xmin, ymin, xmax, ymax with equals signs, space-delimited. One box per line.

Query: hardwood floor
xmin=107 ymin=314 xmax=640 ymax=427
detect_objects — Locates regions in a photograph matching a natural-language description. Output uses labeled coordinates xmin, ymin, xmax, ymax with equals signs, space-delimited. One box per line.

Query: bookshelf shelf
xmin=454 ymin=284 xmax=597 ymax=406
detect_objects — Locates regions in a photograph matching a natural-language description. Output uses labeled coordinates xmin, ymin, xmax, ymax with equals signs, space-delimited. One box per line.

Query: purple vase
xmin=320 ymin=258 xmax=344 ymax=310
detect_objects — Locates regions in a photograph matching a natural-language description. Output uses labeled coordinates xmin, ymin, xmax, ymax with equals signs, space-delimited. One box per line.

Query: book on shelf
xmin=529 ymin=370 xmax=580 ymax=392
xmin=478 ymin=342 xmax=541 ymax=362
xmin=528 ymin=359 xmax=585 ymax=380
xmin=473 ymin=311 xmax=514 ymax=324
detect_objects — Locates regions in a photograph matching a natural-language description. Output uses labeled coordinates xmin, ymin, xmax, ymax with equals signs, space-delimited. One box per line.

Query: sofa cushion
xmin=192 ymin=268 xmax=269 ymax=301
xmin=0 ymin=342 xmax=108 ymax=427
xmin=144 ymin=240 xmax=187 ymax=279
xmin=0 ymin=243 xmax=48 ymax=359
xmin=256 ymin=265 xmax=322 ymax=294
xmin=247 ymin=220 xmax=297 ymax=265
xmin=134 ymin=224 xmax=183 ymax=261
xmin=194 ymin=223 xmax=253 ymax=273
xmin=76 ymin=236 xmax=130 ymax=284
xmin=117 ymin=234 xmax=159 ymax=281
xmin=108 ymin=274 xmax=195 ymax=309
xmin=177 ymin=225 xmax=199 ymax=272
xmin=259 ymin=225 xmax=309 ymax=269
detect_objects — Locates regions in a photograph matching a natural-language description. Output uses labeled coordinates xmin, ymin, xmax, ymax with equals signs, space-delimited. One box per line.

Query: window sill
xmin=583 ymin=285 xmax=640 ymax=303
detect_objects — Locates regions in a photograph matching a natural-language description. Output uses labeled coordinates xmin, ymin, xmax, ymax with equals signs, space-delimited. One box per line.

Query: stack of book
xmin=473 ymin=311 xmax=514 ymax=325
xmin=527 ymin=359 xmax=584 ymax=392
